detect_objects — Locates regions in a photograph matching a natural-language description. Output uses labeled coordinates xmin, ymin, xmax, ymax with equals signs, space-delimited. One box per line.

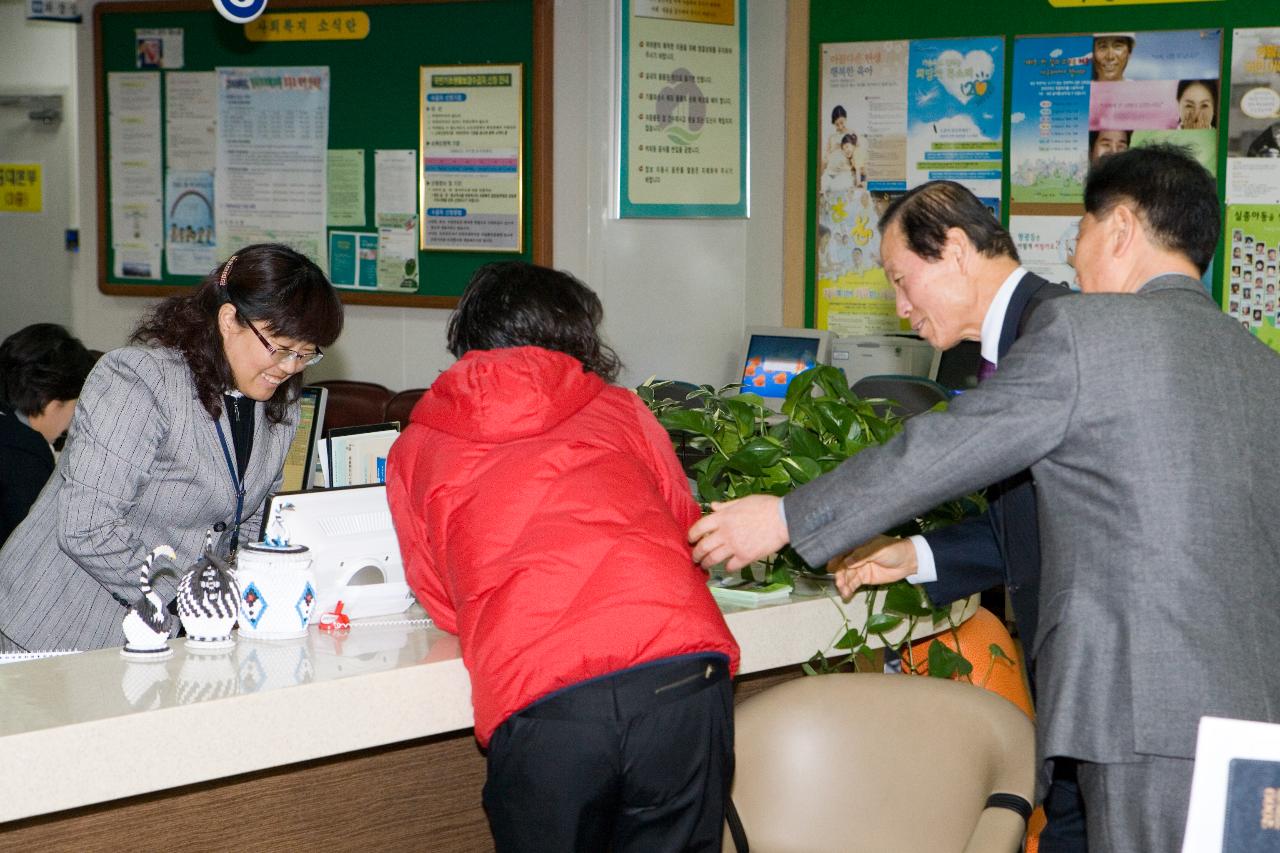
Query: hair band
xmin=218 ymin=255 xmax=238 ymax=288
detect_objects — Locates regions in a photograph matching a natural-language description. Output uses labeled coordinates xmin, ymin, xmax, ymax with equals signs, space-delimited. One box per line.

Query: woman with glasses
xmin=0 ymin=243 xmax=342 ymax=653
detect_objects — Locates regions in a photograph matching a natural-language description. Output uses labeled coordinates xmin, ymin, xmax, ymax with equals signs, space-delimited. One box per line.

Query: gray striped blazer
xmin=0 ymin=346 xmax=295 ymax=652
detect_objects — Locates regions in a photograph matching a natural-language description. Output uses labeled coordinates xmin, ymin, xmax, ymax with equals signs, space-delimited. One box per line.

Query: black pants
xmin=483 ymin=653 xmax=734 ymax=853
xmin=1040 ymin=759 xmax=1089 ymax=853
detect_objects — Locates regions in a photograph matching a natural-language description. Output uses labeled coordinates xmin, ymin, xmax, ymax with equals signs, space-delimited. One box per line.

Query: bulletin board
xmin=94 ymin=0 xmax=552 ymax=308
xmin=800 ymin=0 xmax=1280 ymax=326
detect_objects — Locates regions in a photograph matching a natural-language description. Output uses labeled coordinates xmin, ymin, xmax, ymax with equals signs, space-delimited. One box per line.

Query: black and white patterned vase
xmin=177 ymin=539 xmax=241 ymax=651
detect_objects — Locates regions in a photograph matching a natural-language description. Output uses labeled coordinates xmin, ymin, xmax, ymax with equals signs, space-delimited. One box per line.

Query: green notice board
xmin=806 ymin=0 xmax=1279 ymax=324
xmin=95 ymin=0 xmax=551 ymax=308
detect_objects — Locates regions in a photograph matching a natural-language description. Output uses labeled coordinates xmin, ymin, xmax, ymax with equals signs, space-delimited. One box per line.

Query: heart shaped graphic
xmin=935 ymin=49 xmax=994 ymax=106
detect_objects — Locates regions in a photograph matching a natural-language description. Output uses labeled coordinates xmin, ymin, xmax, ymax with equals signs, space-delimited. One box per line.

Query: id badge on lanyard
xmin=213 ymin=418 xmax=246 ymax=562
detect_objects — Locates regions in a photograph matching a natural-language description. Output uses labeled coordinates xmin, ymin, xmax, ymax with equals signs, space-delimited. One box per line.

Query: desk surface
xmin=0 ymin=590 xmax=974 ymax=823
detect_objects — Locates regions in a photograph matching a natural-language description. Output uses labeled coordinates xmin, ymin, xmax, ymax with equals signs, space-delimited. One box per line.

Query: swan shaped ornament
xmin=121 ymin=545 xmax=178 ymax=660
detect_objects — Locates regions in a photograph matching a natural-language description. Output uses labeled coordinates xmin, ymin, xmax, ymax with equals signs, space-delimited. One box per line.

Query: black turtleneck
xmin=222 ymin=394 xmax=256 ymax=480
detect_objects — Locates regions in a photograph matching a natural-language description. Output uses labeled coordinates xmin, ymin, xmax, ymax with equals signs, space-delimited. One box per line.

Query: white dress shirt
xmin=905 ymin=266 xmax=1028 ymax=583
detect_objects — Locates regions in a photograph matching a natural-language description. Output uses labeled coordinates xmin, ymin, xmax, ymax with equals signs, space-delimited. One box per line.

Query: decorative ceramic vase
xmin=120 ymin=545 xmax=177 ymax=661
xmin=235 ymin=542 xmax=317 ymax=640
xmin=176 ymin=549 xmax=241 ymax=650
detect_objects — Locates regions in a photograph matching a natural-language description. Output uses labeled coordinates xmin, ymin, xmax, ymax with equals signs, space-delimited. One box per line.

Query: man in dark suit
xmin=816 ymin=182 xmax=1083 ymax=850
xmin=690 ymin=146 xmax=1280 ymax=852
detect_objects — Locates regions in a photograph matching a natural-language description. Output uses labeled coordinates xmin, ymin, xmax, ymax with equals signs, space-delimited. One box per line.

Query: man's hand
xmin=829 ymin=534 xmax=917 ymax=599
xmin=688 ymin=495 xmax=789 ymax=571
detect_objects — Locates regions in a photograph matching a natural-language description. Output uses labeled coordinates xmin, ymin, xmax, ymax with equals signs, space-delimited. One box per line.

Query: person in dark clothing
xmin=0 ymin=324 xmax=96 ymax=545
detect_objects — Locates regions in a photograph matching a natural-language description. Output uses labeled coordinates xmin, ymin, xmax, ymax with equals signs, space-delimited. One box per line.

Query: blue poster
xmin=1010 ymin=36 xmax=1092 ymax=204
xmin=906 ymin=37 xmax=1005 ymax=200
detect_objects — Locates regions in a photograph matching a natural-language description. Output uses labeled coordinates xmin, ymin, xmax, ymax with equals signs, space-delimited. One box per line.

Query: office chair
xmin=725 ymin=673 xmax=1036 ymax=853
xmin=644 ymin=380 xmax=710 ymax=475
xmin=384 ymin=387 xmax=428 ymax=429
xmin=851 ymin=374 xmax=951 ymax=419
xmin=312 ymin=380 xmax=393 ymax=430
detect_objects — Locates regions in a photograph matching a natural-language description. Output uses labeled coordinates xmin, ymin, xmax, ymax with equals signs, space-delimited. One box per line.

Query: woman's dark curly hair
xmin=131 ymin=243 xmax=343 ymax=424
xmin=0 ymin=323 xmax=97 ymax=416
xmin=446 ymin=261 xmax=622 ymax=382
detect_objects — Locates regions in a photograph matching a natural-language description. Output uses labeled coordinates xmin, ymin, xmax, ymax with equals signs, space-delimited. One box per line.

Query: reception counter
xmin=0 ymin=589 xmax=974 ymax=850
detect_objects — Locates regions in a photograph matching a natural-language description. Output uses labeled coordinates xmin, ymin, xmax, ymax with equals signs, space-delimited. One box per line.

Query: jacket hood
xmin=412 ymin=346 xmax=605 ymax=442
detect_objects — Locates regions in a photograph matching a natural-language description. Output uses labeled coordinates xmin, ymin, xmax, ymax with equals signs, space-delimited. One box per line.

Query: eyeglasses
xmin=240 ymin=314 xmax=324 ymax=367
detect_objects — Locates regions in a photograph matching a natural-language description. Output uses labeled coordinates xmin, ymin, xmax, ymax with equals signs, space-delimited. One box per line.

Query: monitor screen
xmin=933 ymin=340 xmax=982 ymax=394
xmin=259 ymin=484 xmax=413 ymax=620
xmin=737 ymin=327 xmax=832 ymax=406
xmin=279 ymin=386 xmax=327 ymax=492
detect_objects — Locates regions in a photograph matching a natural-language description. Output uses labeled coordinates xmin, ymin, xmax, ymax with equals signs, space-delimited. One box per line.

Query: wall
xmin=50 ymin=0 xmax=786 ymax=390
xmin=0 ymin=0 xmax=78 ymax=335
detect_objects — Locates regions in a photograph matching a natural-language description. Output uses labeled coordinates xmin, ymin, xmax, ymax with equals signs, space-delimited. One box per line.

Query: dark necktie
xmin=977 ymin=357 xmax=997 ymax=383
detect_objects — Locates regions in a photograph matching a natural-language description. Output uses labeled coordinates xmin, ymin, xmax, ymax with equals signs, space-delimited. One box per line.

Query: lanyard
xmin=214 ymin=418 xmax=247 ymax=556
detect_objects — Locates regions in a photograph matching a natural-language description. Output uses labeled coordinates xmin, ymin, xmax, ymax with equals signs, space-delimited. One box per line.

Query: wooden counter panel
xmin=2 ymin=666 xmax=809 ymax=852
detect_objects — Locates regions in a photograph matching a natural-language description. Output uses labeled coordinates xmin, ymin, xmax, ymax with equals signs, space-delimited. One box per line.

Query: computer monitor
xmin=933 ymin=339 xmax=982 ymax=394
xmin=830 ymin=334 xmax=938 ymax=384
xmin=260 ymin=484 xmax=415 ymax=621
xmin=735 ymin=327 xmax=832 ymax=409
xmin=279 ymin=385 xmax=327 ymax=492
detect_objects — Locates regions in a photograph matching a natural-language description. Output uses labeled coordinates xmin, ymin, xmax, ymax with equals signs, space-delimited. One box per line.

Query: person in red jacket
xmin=386 ymin=261 xmax=740 ymax=853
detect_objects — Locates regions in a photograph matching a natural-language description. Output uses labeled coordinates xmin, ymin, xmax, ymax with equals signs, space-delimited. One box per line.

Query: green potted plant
xmin=639 ymin=365 xmax=998 ymax=680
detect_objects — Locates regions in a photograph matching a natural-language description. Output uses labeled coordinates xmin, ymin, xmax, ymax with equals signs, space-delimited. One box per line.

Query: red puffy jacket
xmin=386 ymin=346 xmax=739 ymax=745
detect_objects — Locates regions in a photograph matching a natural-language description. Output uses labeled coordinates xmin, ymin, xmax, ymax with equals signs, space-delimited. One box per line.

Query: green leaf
xmin=802 ymin=661 xmax=818 ymax=676
xmin=787 ymin=424 xmax=827 ymax=460
xmin=927 ymin=640 xmax=973 ymax=680
xmin=659 ymin=408 xmax=714 ymax=437
xmin=724 ymin=437 xmax=785 ymax=476
xmin=988 ymin=643 xmax=1013 ymax=664
xmin=779 ymin=455 xmax=822 ymax=485
xmin=833 ymin=627 xmax=866 ymax=650
xmin=866 ymin=612 xmax=904 ymax=634
xmin=722 ymin=397 xmax=761 ymax=437
xmin=782 ymin=366 xmax=821 ymax=412
xmin=883 ymin=581 xmax=933 ymax=617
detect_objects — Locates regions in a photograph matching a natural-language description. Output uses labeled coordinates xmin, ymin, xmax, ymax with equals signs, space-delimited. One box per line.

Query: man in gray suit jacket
xmin=690 ymin=145 xmax=1280 ymax=852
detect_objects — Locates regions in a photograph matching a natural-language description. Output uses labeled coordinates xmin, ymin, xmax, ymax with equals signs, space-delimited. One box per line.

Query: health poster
xmin=815 ymin=37 xmax=1002 ymax=335
xmin=906 ymin=37 xmax=1004 ymax=201
xmin=817 ymin=41 xmax=909 ymax=334
xmin=1011 ymin=30 xmax=1220 ymax=208
xmin=1223 ymin=206 xmax=1280 ymax=354
xmin=1226 ymin=28 xmax=1280 ymax=204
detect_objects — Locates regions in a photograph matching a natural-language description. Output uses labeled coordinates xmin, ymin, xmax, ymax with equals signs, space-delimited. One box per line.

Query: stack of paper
xmin=328 ymin=425 xmax=398 ymax=487
xmin=707 ymin=577 xmax=793 ymax=607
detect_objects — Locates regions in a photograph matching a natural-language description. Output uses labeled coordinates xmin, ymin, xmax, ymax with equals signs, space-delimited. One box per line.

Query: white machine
xmin=261 ymin=484 xmax=415 ymax=620
xmin=829 ymin=334 xmax=938 ymax=384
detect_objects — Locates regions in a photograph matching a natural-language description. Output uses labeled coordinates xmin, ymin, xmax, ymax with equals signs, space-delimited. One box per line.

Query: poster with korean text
xmin=1226 ymin=28 xmax=1280 ymax=204
xmin=815 ymin=37 xmax=1002 ymax=335
xmin=1011 ymin=29 xmax=1220 ymax=209
xmin=620 ymin=0 xmax=746 ymax=217
xmin=1223 ymin=206 xmax=1280 ymax=354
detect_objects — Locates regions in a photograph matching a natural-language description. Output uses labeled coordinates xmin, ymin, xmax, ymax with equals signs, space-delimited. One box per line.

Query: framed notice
xmin=619 ymin=0 xmax=747 ymax=218
xmin=419 ymin=64 xmax=523 ymax=252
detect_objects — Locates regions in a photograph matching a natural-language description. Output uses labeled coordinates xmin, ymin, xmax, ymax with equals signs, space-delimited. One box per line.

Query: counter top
xmin=0 ymin=589 xmax=974 ymax=823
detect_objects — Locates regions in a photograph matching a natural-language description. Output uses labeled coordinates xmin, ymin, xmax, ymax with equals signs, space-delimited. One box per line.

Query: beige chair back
xmin=726 ymin=673 xmax=1035 ymax=853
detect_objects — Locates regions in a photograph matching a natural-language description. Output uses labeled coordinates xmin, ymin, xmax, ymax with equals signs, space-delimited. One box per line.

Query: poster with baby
xmin=815 ymin=36 xmax=1003 ymax=335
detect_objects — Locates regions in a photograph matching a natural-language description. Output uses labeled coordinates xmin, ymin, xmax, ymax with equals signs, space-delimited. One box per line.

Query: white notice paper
xmin=165 ymin=71 xmax=216 ymax=171
xmin=215 ymin=67 xmax=330 ymax=266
